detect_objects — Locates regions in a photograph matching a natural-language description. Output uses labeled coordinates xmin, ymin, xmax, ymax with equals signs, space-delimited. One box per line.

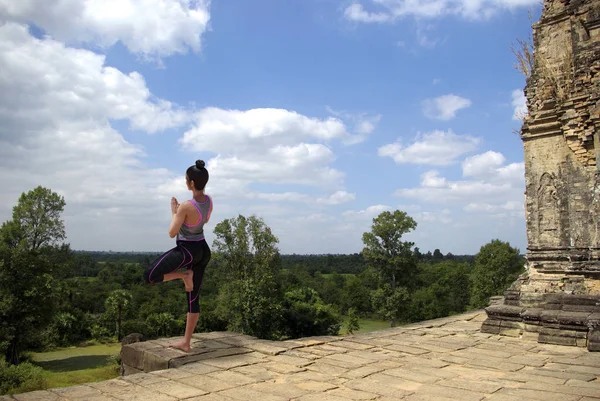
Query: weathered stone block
xmin=485 ymin=305 xmax=524 ymax=318
xmin=562 ymin=304 xmax=600 ymax=313
xmin=538 ymin=334 xmax=577 ymax=346
xmin=588 ymin=327 xmax=600 ymax=351
xmin=142 ymin=350 xmax=170 ymax=372
xmin=562 ymin=295 xmax=600 ymax=306
xmin=120 ymin=344 xmax=145 ymax=371
xmin=522 ymin=308 xmax=543 ymax=322
xmin=540 ymin=310 xmax=560 ymax=324
xmin=121 ymin=364 xmax=143 ymax=376
xmin=481 ymin=319 xmax=501 ymax=334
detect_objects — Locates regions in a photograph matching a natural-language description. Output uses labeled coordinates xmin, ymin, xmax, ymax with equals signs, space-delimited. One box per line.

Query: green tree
xmin=470 ymin=239 xmax=525 ymax=308
xmin=105 ymin=289 xmax=133 ymax=341
xmin=145 ymin=313 xmax=181 ymax=337
xmin=213 ymin=215 xmax=283 ymax=339
xmin=11 ymin=186 xmax=66 ymax=251
xmin=361 ymin=210 xmax=417 ymax=327
xmin=280 ymin=287 xmax=341 ymax=338
xmin=0 ymin=187 xmax=67 ymax=364
xmin=345 ymin=308 xmax=360 ymax=334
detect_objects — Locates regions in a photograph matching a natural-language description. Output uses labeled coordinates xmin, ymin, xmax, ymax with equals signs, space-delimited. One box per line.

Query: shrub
xmin=0 ymin=360 xmax=47 ymax=395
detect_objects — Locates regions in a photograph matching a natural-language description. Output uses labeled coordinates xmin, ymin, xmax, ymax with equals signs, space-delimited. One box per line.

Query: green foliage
xmin=0 ymin=359 xmax=47 ymax=395
xmin=0 ymin=187 xmax=70 ymax=363
xmin=470 ymin=239 xmax=525 ymax=308
xmin=213 ymin=215 xmax=284 ymax=339
xmin=371 ymin=284 xmax=410 ymax=325
xmin=341 ymin=276 xmax=373 ymax=316
xmin=362 ymin=210 xmax=417 ymax=327
xmin=407 ymin=261 xmax=472 ymax=322
xmin=345 ymin=308 xmax=360 ymax=334
xmin=11 ymin=186 xmax=66 ymax=251
xmin=145 ymin=313 xmax=183 ymax=337
xmin=281 ymin=288 xmax=341 ymax=338
xmin=104 ymin=290 xmax=133 ymax=340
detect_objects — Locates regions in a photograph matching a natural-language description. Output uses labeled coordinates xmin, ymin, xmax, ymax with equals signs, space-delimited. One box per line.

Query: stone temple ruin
xmin=481 ymin=0 xmax=600 ymax=350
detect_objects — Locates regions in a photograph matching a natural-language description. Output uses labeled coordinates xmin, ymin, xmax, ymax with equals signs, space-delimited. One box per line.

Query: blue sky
xmin=0 ymin=0 xmax=540 ymax=255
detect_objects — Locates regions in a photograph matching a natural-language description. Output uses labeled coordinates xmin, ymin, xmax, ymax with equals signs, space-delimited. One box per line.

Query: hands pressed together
xmin=171 ymin=197 xmax=180 ymax=215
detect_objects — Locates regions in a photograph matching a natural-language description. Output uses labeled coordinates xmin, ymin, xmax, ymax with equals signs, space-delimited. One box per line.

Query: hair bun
xmin=195 ymin=160 xmax=205 ymax=169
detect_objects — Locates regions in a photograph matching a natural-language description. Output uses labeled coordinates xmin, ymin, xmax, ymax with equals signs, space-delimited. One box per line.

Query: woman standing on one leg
xmin=143 ymin=160 xmax=213 ymax=352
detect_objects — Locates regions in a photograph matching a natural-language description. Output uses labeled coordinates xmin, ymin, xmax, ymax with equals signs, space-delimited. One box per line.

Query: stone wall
xmin=481 ymin=0 xmax=600 ymax=350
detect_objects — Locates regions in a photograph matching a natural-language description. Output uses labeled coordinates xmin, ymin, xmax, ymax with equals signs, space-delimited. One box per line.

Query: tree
xmin=345 ymin=308 xmax=360 ymax=335
xmin=105 ymin=290 xmax=133 ymax=341
xmin=361 ymin=210 xmax=417 ymax=327
xmin=11 ymin=186 xmax=66 ymax=251
xmin=281 ymin=287 xmax=341 ymax=338
xmin=213 ymin=215 xmax=279 ymax=281
xmin=470 ymin=239 xmax=525 ymax=308
xmin=0 ymin=187 xmax=68 ymax=364
xmin=213 ymin=215 xmax=283 ymax=339
xmin=412 ymin=247 xmax=422 ymax=261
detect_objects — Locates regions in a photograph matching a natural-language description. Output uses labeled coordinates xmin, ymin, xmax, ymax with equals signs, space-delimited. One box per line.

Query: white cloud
xmin=464 ymin=201 xmax=523 ymax=213
xmin=414 ymin=209 xmax=452 ymax=224
xmin=0 ymin=23 xmax=193 ymax=250
xmin=240 ymin=190 xmax=355 ymax=206
xmin=325 ymin=106 xmax=382 ymax=143
xmin=344 ymin=3 xmax=391 ymax=23
xmin=179 ymin=107 xmax=360 ymax=196
xmin=0 ymin=0 xmax=210 ymax=58
xmin=343 ymin=0 xmax=540 ymax=22
xmin=317 ymin=191 xmax=356 ymax=205
xmin=462 ymin=151 xmax=524 ymax=185
xmin=343 ymin=204 xmax=392 ymax=218
xmin=511 ymin=89 xmax=528 ymax=121
xmin=421 ymin=171 xmax=448 ymax=188
xmin=378 ymin=130 xmax=480 ymax=166
xmin=395 ymin=151 xmax=525 ymax=206
xmin=182 ymin=107 xmax=349 ymax=154
xmin=462 ymin=150 xmax=505 ymax=179
xmin=0 ymin=23 xmax=191 ymax=137
xmin=422 ymin=94 xmax=472 ymax=120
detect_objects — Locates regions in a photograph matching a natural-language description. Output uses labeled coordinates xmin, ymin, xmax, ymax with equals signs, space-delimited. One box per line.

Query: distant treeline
xmin=75 ymin=249 xmax=476 ymax=275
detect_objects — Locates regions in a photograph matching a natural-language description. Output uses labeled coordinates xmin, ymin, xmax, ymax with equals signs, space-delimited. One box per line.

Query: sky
xmin=0 ymin=0 xmax=540 ymax=255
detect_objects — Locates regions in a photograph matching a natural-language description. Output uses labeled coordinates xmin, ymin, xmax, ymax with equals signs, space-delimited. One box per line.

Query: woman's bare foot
xmin=182 ymin=270 xmax=194 ymax=292
xmin=168 ymin=340 xmax=191 ymax=353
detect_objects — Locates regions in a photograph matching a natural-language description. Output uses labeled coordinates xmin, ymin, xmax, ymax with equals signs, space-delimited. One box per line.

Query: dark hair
xmin=186 ymin=160 xmax=209 ymax=190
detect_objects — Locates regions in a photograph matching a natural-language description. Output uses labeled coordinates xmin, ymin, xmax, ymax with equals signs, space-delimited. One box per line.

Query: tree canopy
xmin=0 ymin=187 xmax=67 ymax=364
xmin=470 ymin=239 xmax=525 ymax=308
xmin=362 ymin=210 xmax=418 ymax=327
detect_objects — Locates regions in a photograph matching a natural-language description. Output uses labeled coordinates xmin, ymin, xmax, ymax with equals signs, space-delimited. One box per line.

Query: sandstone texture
xmin=481 ymin=0 xmax=600 ymax=349
xmin=4 ymin=311 xmax=600 ymax=400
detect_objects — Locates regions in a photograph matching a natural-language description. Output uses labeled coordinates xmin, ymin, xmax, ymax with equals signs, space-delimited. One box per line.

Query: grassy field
xmin=341 ymin=318 xmax=391 ymax=334
xmin=25 ymin=315 xmax=388 ymax=390
xmin=30 ymin=343 xmax=121 ymax=389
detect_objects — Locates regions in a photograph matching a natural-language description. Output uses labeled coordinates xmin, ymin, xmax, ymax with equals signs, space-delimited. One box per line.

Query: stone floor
xmin=3 ymin=310 xmax=600 ymax=401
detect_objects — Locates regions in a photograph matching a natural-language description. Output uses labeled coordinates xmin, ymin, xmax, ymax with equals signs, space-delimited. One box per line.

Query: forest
xmin=0 ymin=186 xmax=525 ymax=395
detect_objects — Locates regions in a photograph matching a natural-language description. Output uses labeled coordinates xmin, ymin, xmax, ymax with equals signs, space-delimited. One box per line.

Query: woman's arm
xmin=168 ymin=198 xmax=187 ymax=238
xmin=205 ymin=195 xmax=213 ymax=224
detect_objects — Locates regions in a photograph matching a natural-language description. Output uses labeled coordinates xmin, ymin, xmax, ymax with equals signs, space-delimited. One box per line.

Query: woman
xmin=144 ymin=160 xmax=212 ymax=352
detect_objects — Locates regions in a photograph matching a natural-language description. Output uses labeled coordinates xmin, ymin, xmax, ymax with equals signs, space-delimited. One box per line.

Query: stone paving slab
xmin=3 ymin=310 xmax=600 ymax=400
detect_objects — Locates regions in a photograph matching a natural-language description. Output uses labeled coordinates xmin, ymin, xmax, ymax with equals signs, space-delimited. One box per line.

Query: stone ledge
xmin=7 ymin=309 xmax=600 ymax=401
xmin=120 ymin=311 xmax=484 ymax=376
xmin=482 ymin=294 xmax=600 ymax=351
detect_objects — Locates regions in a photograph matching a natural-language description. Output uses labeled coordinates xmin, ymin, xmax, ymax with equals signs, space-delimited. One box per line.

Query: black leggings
xmin=143 ymin=240 xmax=211 ymax=313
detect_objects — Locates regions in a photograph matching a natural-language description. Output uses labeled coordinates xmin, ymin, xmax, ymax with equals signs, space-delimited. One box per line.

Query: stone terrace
xmin=3 ymin=310 xmax=600 ymax=401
